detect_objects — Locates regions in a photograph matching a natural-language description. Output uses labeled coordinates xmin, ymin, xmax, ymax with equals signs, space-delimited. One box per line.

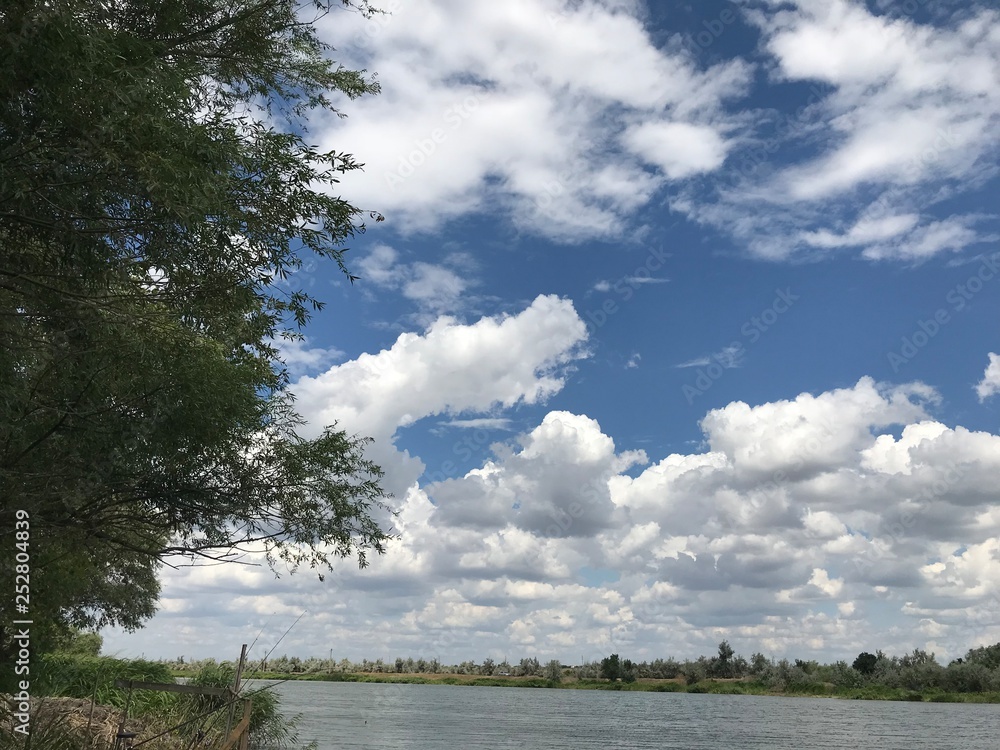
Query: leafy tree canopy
xmin=853 ymin=652 xmax=879 ymax=675
xmin=1 ymin=0 xmax=393 ymax=664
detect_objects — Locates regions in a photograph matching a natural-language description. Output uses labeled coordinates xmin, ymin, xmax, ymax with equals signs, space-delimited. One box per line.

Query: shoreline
xmin=216 ymin=671 xmax=1000 ymax=703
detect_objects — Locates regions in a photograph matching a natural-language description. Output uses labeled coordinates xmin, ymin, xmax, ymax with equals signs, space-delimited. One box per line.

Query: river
xmin=253 ymin=680 xmax=999 ymax=749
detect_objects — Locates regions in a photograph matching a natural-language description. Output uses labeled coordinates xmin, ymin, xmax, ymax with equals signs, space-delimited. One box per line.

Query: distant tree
xmin=963 ymin=643 xmax=1000 ymax=670
xmin=749 ymin=652 xmax=770 ymax=676
xmin=519 ymin=657 xmax=541 ymax=676
xmin=53 ymin=629 xmax=103 ymax=657
xmin=943 ymin=661 xmax=994 ymax=693
xmin=395 ymin=658 xmax=405 ymax=673
xmin=544 ymin=660 xmax=563 ymax=683
xmin=853 ymin=652 xmax=878 ymax=675
xmin=648 ymin=657 xmax=682 ymax=679
xmin=710 ymin=640 xmax=736 ymax=678
xmin=620 ymin=658 xmax=637 ymax=683
xmin=600 ymin=654 xmax=622 ymax=681
xmin=899 ymin=649 xmax=937 ymax=668
xmin=794 ymin=659 xmax=819 ymax=675
xmin=480 ymin=658 xmax=495 ymax=676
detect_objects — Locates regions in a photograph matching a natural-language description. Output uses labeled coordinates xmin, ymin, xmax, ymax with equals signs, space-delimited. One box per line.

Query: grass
xmin=36 ymin=654 xmax=177 ymax=714
xmin=24 ymin=655 xmax=312 ymax=750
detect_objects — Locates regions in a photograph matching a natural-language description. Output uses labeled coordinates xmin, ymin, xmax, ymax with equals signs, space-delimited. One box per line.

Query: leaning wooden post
xmin=225 ymin=644 xmax=248 ymax=739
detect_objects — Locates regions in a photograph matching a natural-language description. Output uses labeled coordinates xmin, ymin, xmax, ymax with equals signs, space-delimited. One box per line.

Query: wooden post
xmin=225 ymin=644 xmax=248 ymax=739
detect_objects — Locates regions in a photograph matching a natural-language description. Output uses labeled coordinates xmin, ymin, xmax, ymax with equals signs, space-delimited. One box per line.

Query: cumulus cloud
xmin=111 ymin=376 xmax=1000 ymax=664
xmin=975 ymin=352 xmax=1000 ymax=401
xmin=292 ymin=294 xmax=589 ymax=495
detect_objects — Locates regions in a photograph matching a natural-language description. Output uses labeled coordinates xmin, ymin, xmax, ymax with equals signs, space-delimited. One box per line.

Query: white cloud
xmin=291 ymin=294 xmax=589 ymax=496
xmin=622 ymin=121 xmax=729 ymax=179
xmin=698 ymin=377 xmax=934 ymax=478
xmin=294 ymin=294 xmax=586 ymax=437
xmin=674 ymin=1 xmax=1000 ymax=261
xmin=439 ymin=418 xmax=514 ymax=430
xmin=106 ymin=376 xmax=1000 ymax=663
xmin=676 ymin=343 xmax=745 ymax=370
xmin=801 ymin=214 xmax=920 ymax=248
xmin=317 ymin=0 xmax=751 ymax=241
xmin=975 ymin=352 xmax=1000 ymax=401
xmin=273 ymin=337 xmax=344 ymax=377
xmin=358 ymin=243 xmax=474 ymax=319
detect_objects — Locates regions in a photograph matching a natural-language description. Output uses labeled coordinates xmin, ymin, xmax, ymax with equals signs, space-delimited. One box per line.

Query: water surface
xmin=254 ymin=680 xmax=999 ymax=749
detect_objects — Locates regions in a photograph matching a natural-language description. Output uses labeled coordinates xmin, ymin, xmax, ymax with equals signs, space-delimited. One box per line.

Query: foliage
xmin=0 ymin=0 xmax=393 ymax=667
xmin=543 ymin=659 xmax=563 ymax=683
xmin=518 ymin=657 xmax=541 ymax=677
xmin=962 ymin=643 xmax=1000 ymax=670
xmin=51 ymin=629 xmax=104 ymax=658
xmin=708 ymin=640 xmax=746 ymax=678
xmin=599 ymin=653 xmax=621 ymax=681
xmin=166 ymin=642 xmax=1000 ymax=702
xmin=35 ymin=654 xmax=176 ymax=714
xmin=749 ymin=652 xmax=770 ymax=676
xmin=181 ymin=662 xmax=312 ymax=750
xmin=853 ymin=652 xmax=879 ymax=675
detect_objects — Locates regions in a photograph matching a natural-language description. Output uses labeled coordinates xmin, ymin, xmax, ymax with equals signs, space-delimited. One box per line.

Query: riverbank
xmin=217 ymin=671 xmax=1000 ymax=703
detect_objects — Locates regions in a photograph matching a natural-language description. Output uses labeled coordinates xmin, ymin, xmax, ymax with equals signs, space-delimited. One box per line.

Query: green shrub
xmin=36 ymin=654 xmax=176 ymax=714
xmin=180 ymin=663 xmax=313 ymax=750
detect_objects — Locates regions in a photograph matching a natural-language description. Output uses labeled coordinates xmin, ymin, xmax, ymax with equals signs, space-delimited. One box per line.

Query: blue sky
xmin=105 ymin=0 xmax=1000 ymax=666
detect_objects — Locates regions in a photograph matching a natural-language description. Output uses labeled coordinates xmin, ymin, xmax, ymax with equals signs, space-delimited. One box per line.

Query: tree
xmin=710 ymin=640 xmax=736 ymax=678
xmin=53 ymin=629 xmax=103 ymax=657
xmin=749 ymin=652 xmax=770 ymax=676
xmin=853 ymin=652 xmax=878 ymax=675
xmin=620 ymin=658 xmax=637 ymax=683
xmin=543 ymin=660 xmax=562 ymax=683
xmin=0 ymin=0 xmax=392 ymax=670
xmin=518 ymin=657 xmax=541 ymax=676
xmin=480 ymin=658 xmax=495 ymax=676
xmin=600 ymin=653 xmax=621 ymax=681
xmin=962 ymin=643 xmax=1000 ymax=670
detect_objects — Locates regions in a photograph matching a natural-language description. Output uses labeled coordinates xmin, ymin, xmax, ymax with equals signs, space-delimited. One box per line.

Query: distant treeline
xmin=165 ymin=641 xmax=1000 ymax=693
